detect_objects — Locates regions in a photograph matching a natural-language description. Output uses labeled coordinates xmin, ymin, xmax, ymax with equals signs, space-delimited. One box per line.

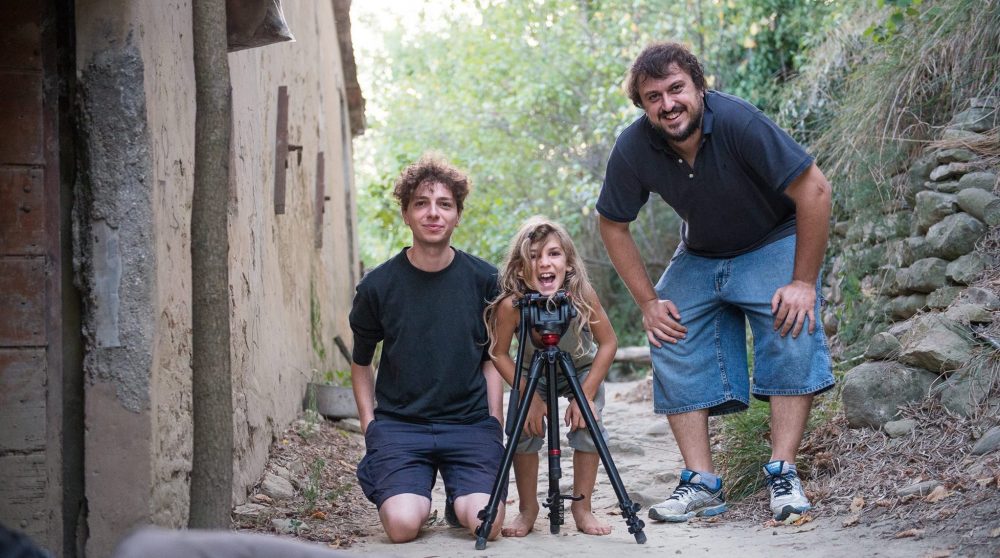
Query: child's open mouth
xmin=538 ymin=273 xmax=557 ymax=289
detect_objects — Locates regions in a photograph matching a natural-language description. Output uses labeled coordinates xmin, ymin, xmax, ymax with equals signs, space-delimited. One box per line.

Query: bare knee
xmin=455 ymin=493 xmax=504 ymax=540
xmin=379 ymin=494 xmax=430 ymax=543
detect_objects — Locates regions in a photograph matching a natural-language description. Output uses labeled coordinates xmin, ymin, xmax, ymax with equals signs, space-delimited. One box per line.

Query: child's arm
xmin=566 ymin=285 xmax=618 ymax=431
xmin=492 ymin=294 xmax=547 ymax=437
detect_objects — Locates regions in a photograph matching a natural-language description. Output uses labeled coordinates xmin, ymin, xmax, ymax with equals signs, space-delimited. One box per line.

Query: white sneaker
xmin=648 ymin=469 xmax=727 ymax=522
xmin=763 ymin=460 xmax=811 ymax=520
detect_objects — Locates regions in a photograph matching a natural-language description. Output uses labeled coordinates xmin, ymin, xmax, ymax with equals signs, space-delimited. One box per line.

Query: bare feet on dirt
xmin=500 ymin=506 xmax=538 ymax=537
xmin=571 ymin=502 xmax=612 ymax=535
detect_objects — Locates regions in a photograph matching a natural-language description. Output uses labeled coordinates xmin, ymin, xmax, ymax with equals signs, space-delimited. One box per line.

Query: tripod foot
xmin=634 ymin=530 xmax=647 ymax=544
xmin=475 ymin=536 xmax=487 ymax=550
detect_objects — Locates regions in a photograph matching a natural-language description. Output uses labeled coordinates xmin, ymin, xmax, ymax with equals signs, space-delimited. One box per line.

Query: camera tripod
xmin=474 ymin=292 xmax=646 ymax=550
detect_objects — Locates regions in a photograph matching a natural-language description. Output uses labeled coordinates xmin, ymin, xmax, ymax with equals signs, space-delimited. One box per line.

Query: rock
xmin=943 ymin=303 xmax=993 ymax=324
xmin=896 ymin=258 xmax=948 ymax=294
xmin=865 ymin=332 xmax=902 ymax=360
xmin=956 ymin=187 xmax=1000 ymax=226
xmin=286 ymin=458 xmax=305 ymax=476
xmin=914 ymin=191 xmax=957 ymax=233
xmin=935 ymin=367 xmax=992 ymax=417
xmin=654 ymin=471 xmax=679 ymax=484
xmin=336 ymin=418 xmax=362 ymax=433
xmin=899 ymin=236 xmax=932 ymax=267
xmin=883 ymin=419 xmax=917 ymax=438
xmin=822 ymin=309 xmax=838 ymax=336
xmin=948 ymin=106 xmax=997 ymax=133
xmin=898 ymin=314 xmax=976 ymax=372
xmin=833 ymin=220 xmax=850 ymax=237
xmin=260 ymin=473 xmax=296 ymax=501
xmin=971 ymin=426 xmax=1000 ymax=455
xmin=272 ymin=465 xmax=294 ymax=482
xmin=925 ymin=212 xmax=986 ymax=260
xmin=271 ymin=518 xmax=307 ymax=534
xmin=946 ymin=253 xmax=987 ymax=285
xmin=931 ymin=180 xmax=961 ymax=194
xmin=888 ymin=320 xmax=915 ymax=338
xmin=889 ymin=294 xmax=927 ymax=320
xmin=927 ymin=286 xmax=964 ymax=309
xmin=942 ymin=129 xmax=987 ymax=143
xmin=934 ymin=148 xmax=976 ymax=164
xmin=960 ymin=287 xmax=1000 ymax=310
xmin=907 ymin=154 xmax=936 ymax=201
xmin=644 ymin=421 xmax=671 ymax=436
xmin=234 ymin=503 xmax=268 ymax=518
xmin=929 ymin=162 xmax=975 ymax=182
xmin=630 ymin=490 xmax=661 ymax=508
xmin=969 ymin=96 xmax=998 ymax=109
xmin=957 ymin=170 xmax=997 ymax=192
xmin=897 ymin=480 xmax=941 ymax=497
xmin=841 ymin=361 xmax=937 ymax=429
xmin=609 ymin=439 xmax=645 ymax=455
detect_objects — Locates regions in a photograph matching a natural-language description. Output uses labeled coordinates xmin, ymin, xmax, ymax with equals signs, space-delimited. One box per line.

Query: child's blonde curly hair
xmin=485 ymin=216 xmax=598 ymax=358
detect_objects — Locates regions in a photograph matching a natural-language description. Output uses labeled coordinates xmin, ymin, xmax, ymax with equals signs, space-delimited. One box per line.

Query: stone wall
xmin=824 ymin=97 xmax=999 ymax=432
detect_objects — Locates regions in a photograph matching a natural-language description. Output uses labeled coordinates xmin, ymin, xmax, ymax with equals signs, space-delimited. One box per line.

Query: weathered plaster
xmin=72 ymin=0 xmax=359 ymax=551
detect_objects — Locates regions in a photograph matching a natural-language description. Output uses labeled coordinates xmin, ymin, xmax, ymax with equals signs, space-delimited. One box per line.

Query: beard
xmin=651 ymin=96 xmax=704 ymax=142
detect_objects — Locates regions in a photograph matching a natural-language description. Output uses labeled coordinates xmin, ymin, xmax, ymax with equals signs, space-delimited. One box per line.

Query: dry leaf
xmin=924 ymin=485 xmax=951 ymax=503
xmin=850 ymin=496 xmax=865 ymax=513
xmin=895 ymin=528 xmax=924 ymax=539
xmin=842 ymin=514 xmax=861 ymax=527
xmin=974 ymin=477 xmax=993 ymax=489
xmin=875 ymin=498 xmax=893 ymax=507
xmin=922 ymin=550 xmax=952 ymax=558
xmin=990 ymin=527 xmax=1000 ymax=538
xmin=310 ymin=511 xmax=327 ymax=520
xmin=791 ymin=514 xmax=813 ymax=527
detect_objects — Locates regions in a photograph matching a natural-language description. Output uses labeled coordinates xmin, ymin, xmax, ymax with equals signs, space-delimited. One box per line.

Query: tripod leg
xmin=544 ymin=357 xmax=564 ymax=535
xmin=475 ymin=353 xmax=546 ymax=550
xmin=556 ymin=351 xmax=647 ymax=544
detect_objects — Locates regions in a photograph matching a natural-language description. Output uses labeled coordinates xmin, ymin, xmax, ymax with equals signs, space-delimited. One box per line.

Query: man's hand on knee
xmin=770 ymin=280 xmax=816 ymax=338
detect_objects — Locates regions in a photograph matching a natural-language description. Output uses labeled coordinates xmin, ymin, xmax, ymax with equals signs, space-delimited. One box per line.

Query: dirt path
xmin=350 ymin=380 xmax=963 ymax=558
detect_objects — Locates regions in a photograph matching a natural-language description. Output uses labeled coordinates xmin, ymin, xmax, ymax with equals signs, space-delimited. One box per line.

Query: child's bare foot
xmin=501 ymin=506 xmax=538 ymax=537
xmin=571 ymin=503 xmax=611 ymax=535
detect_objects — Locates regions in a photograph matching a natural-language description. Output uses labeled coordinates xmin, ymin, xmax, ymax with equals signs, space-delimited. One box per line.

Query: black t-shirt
xmin=597 ymin=90 xmax=813 ymax=257
xmin=349 ymin=248 xmax=499 ymax=424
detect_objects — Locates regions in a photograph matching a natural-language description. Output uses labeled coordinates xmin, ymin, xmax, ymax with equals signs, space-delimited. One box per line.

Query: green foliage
xmin=302 ymin=458 xmax=326 ymax=513
xmin=865 ymin=0 xmax=923 ymax=43
xmin=354 ymin=0 xmax=828 ymax=338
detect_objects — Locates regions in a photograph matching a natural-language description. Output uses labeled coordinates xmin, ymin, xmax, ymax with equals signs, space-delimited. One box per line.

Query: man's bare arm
xmin=772 ymin=163 xmax=832 ymax=337
xmin=598 ymin=215 xmax=686 ymax=347
xmin=351 ymin=362 xmax=377 ymax=433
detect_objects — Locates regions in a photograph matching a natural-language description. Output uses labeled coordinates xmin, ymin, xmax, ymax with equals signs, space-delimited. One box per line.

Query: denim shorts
xmin=356 ymin=415 xmax=505 ymax=508
xmin=650 ymin=235 xmax=834 ymax=417
xmin=514 ymin=368 xmax=608 ymax=454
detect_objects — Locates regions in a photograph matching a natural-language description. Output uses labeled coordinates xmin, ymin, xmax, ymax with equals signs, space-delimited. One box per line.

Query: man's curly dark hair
xmin=626 ymin=42 xmax=706 ymax=108
xmin=393 ymin=154 xmax=471 ymax=213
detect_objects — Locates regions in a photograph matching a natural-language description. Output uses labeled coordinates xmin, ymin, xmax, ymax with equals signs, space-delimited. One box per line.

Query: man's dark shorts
xmin=357 ymin=415 xmax=505 ymax=508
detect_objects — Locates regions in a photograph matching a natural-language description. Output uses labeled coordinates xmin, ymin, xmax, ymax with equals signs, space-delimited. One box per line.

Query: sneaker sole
xmin=648 ymin=503 xmax=728 ymax=523
xmin=772 ymin=504 xmax=811 ymax=521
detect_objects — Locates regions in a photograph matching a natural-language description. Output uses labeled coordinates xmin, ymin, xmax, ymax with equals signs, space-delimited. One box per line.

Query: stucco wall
xmin=226 ymin=0 xmax=357 ymax=501
xmin=74 ymin=0 xmax=358 ymax=554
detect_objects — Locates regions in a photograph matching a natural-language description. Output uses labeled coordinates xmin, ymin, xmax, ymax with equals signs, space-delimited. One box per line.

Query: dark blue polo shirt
xmin=597 ymin=90 xmax=813 ymax=258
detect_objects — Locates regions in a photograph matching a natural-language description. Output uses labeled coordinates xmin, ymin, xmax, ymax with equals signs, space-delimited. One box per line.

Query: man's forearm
xmin=483 ymin=361 xmax=504 ymax=423
xmin=598 ymin=216 xmax=656 ymax=306
xmin=787 ymin=165 xmax=832 ymax=284
xmin=350 ymin=362 xmax=376 ymax=430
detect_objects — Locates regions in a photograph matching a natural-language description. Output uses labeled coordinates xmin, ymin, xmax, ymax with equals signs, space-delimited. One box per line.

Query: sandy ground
xmin=349 ymin=381 xmax=967 ymax=558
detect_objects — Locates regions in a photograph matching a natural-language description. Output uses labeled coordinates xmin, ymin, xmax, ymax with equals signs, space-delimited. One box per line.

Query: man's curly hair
xmin=626 ymin=42 xmax=706 ymax=108
xmin=393 ymin=154 xmax=471 ymax=213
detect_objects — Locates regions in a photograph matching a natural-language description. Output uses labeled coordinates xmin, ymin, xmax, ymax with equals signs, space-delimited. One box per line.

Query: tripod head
xmin=515 ymin=291 xmax=577 ymax=346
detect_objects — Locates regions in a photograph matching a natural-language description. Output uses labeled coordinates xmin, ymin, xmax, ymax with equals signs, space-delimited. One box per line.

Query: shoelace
xmin=669 ymin=481 xmax=703 ymax=500
xmin=767 ymin=471 xmax=796 ymax=497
